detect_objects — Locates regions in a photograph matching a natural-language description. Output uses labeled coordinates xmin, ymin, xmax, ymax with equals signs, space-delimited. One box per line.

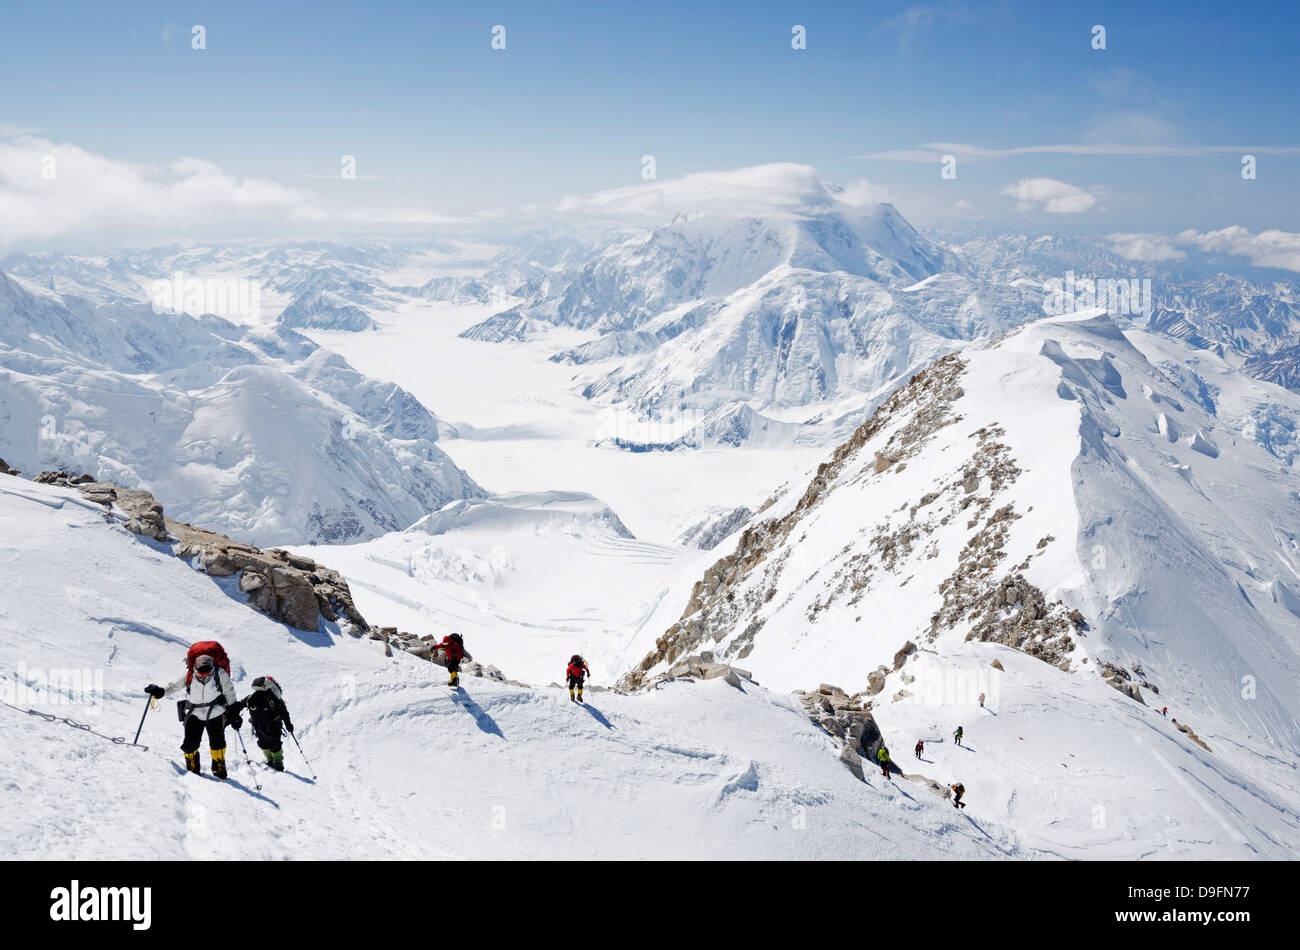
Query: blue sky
xmin=2 ymin=0 xmax=1298 ymax=246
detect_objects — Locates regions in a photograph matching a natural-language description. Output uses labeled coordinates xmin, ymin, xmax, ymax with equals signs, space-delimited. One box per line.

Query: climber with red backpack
xmin=436 ymin=633 xmax=467 ymax=687
xmin=566 ymin=654 xmax=591 ymax=703
xmin=145 ymin=640 xmax=242 ymax=778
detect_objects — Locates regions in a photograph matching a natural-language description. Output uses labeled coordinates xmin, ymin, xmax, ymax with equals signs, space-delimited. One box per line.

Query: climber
xmin=145 ymin=640 xmax=241 ymax=779
xmin=1162 ymin=707 xmax=1167 ymax=717
xmin=244 ymin=675 xmax=294 ymax=772
xmin=954 ymin=726 xmax=964 ymax=747
xmin=914 ymin=739 xmax=924 ymax=759
xmin=952 ymin=783 xmax=966 ymax=809
xmin=437 ymin=633 xmax=466 ymax=687
xmin=566 ymin=654 xmax=591 ymax=703
xmin=978 ymin=692 xmax=985 ymax=708
xmin=877 ymin=745 xmax=892 ymax=779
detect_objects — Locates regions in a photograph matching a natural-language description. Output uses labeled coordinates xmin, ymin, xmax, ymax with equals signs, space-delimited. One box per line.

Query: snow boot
xmin=449 ymin=670 xmax=459 ymax=687
xmin=211 ymin=748 xmax=228 ymax=780
xmin=184 ymin=750 xmax=201 ymax=774
xmin=577 ymin=688 xmax=584 ymax=704
xmin=569 ymin=688 xmax=575 ymax=702
xmin=268 ymin=749 xmax=284 ymax=772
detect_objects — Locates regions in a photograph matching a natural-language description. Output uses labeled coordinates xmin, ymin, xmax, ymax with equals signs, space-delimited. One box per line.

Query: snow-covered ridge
xmin=625 ymin=311 xmax=1300 ymax=739
xmin=615 ymin=310 xmax=1300 ymax=852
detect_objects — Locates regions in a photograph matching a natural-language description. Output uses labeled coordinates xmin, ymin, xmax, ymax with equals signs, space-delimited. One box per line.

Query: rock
xmin=113 ymin=488 xmax=169 ymax=541
xmin=838 ymin=744 xmax=865 ymax=782
xmin=1173 ymin=719 xmax=1212 ymax=752
xmin=991 ymin=659 xmax=1005 ymax=671
xmin=200 ymin=548 xmax=240 ymax=577
xmin=892 ymin=641 xmax=917 ymax=671
xmin=866 ymin=670 xmax=887 ymax=696
xmin=963 ymin=474 xmax=980 ymax=493
xmin=238 ymin=571 xmax=266 ymax=593
xmin=874 ymin=452 xmax=896 ymax=474
xmin=0 ymin=457 xmax=20 ymax=476
xmin=246 ymin=566 xmax=320 ymax=632
xmin=723 ymin=669 xmax=744 ymax=689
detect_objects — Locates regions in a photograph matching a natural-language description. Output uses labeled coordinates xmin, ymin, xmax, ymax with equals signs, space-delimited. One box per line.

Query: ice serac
xmin=409 ymin=491 xmax=634 ymax=539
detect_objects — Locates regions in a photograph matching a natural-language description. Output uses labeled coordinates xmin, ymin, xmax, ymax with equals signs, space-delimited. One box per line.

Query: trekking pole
xmin=232 ymin=727 xmax=263 ymax=792
xmin=285 ymin=728 xmax=317 ymax=780
xmin=132 ymin=695 xmax=155 ymax=746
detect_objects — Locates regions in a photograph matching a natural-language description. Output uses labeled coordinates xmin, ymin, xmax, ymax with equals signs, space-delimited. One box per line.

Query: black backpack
xmin=570 ymin=654 xmax=583 ymax=667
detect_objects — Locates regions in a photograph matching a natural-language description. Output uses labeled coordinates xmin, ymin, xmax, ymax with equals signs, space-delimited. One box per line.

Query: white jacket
xmin=165 ymin=668 xmax=239 ymax=722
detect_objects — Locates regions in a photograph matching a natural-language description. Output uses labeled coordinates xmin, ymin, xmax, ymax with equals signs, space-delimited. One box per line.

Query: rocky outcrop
xmin=1172 ymin=718 xmax=1212 ymax=752
xmin=0 ymin=457 xmax=19 ymax=476
xmin=18 ymin=468 xmax=522 ymax=680
xmin=795 ymin=683 xmax=883 ymax=770
xmin=169 ymin=517 xmax=370 ymax=634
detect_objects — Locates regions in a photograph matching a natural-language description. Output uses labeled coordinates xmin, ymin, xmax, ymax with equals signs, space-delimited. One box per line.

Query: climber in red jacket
xmin=566 ymin=654 xmax=591 ymax=703
xmin=437 ymin=633 xmax=466 ymax=687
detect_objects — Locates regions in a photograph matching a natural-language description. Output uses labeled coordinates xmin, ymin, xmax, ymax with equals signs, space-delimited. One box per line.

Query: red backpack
xmin=186 ymin=640 xmax=231 ymax=684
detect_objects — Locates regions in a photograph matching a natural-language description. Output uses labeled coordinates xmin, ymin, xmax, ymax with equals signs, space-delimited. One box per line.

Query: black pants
xmin=251 ymin=716 xmax=283 ymax=752
xmin=181 ymin=715 xmax=226 ymax=753
xmin=568 ymin=675 xmax=584 ymax=690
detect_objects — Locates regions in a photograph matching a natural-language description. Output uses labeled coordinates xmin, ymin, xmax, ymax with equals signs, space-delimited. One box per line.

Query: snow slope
xmin=0 ymin=476 xmax=1015 ymax=860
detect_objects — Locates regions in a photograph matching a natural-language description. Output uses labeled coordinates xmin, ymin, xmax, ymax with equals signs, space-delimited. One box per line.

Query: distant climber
xmin=877 ymin=746 xmax=892 ymax=779
xmin=952 ymin=783 xmax=966 ymax=809
xmin=145 ymin=640 xmax=241 ymax=779
xmin=1162 ymin=707 xmax=1167 ymax=717
xmin=978 ymin=692 xmax=985 ymax=708
xmin=566 ymin=654 xmax=591 ymax=703
xmin=244 ymin=675 xmax=293 ymax=772
xmin=954 ymin=726 xmax=964 ymax=747
xmin=914 ymin=739 xmax=924 ymax=759
xmin=439 ymin=634 xmax=470 ymax=686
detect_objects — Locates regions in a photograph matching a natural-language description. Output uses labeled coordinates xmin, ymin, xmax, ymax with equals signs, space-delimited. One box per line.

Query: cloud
xmin=1000 ymin=178 xmax=1097 ymax=214
xmin=1105 ymin=232 xmax=1186 ymax=262
xmin=859 ymin=142 xmax=1300 ymax=162
xmin=1176 ymin=226 xmax=1300 ymax=271
xmin=0 ymin=134 xmax=462 ymax=247
xmin=0 ymin=137 xmax=309 ymax=246
xmin=1101 ymin=226 xmax=1300 ymax=271
xmin=876 ymin=3 xmax=975 ymax=46
xmin=554 ymin=163 xmax=890 ymax=222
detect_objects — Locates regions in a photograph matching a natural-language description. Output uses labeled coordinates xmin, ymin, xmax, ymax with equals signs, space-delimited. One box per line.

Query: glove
xmin=284 ymin=722 xmax=294 ymax=734
xmin=226 ymin=710 xmax=243 ymax=730
xmin=145 ymin=684 xmax=165 ymax=699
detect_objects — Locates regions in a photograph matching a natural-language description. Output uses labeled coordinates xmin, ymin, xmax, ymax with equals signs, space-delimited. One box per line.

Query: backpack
xmin=450 ymin=633 xmax=463 ymax=645
xmin=186 ymin=640 xmax=231 ymax=684
xmin=954 ymin=784 xmax=964 ymax=795
xmin=252 ymin=675 xmax=283 ymax=702
xmin=570 ymin=655 xmax=583 ymax=667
